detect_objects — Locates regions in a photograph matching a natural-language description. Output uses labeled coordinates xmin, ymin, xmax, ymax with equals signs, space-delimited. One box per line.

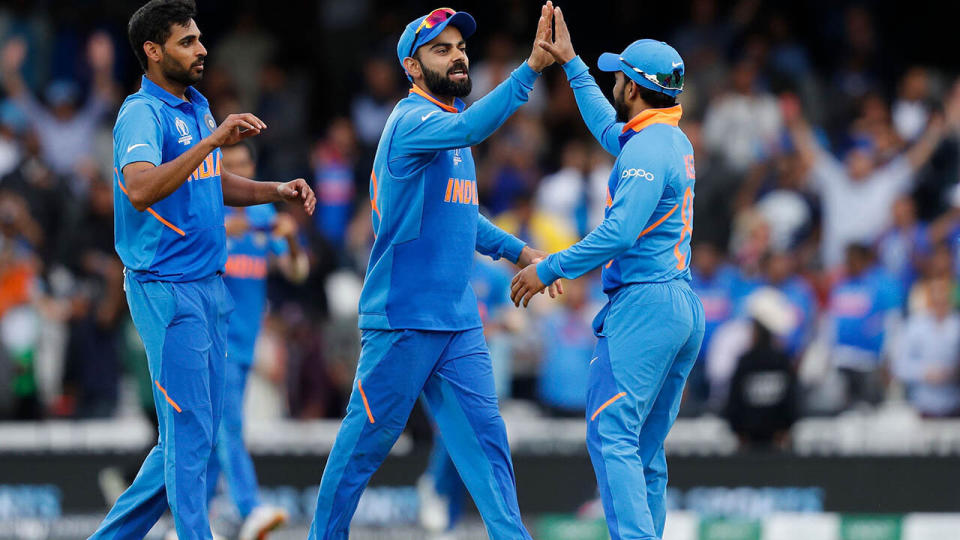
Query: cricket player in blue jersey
xmin=90 ymin=2 xmax=315 ymax=540
xmin=308 ymin=4 xmax=561 ymax=539
xmin=513 ymin=8 xmax=705 ymax=539
xmin=199 ymin=142 xmax=309 ymax=540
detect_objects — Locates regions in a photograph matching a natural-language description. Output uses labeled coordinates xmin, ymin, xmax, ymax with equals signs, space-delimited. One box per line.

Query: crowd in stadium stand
xmin=2 ymin=1 xmax=960 ymax=450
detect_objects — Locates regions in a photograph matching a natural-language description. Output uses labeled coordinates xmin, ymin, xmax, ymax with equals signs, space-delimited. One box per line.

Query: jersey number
xmin=673 ymin=186 xmax=694 ymax=270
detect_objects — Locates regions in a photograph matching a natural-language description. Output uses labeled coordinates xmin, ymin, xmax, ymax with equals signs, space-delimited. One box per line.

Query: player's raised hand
xmin=87 ymin=32 xmax=115 ymax=72
xmin=537 ymin=5 xmax=576 ymax=65
xmin=526 ymin=1 xmax=555 ymax=73
xmin=208 ymin=113 xmax=267 ymax=147
xmin=276 ymin=178 xmax=317 ymax=216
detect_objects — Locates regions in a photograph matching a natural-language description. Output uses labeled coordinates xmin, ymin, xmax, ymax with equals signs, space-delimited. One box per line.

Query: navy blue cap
xmin=597 ymin=39 xmax=685 ymax=97
xmin=397 ymin=8 xmax=476 ymax=78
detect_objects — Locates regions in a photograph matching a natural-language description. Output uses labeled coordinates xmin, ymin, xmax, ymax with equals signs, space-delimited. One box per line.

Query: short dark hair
xmin=223 ymin=141 xmax=257 ymax=163
xmin=127 ymin=0 xmax=197 ymax=73
xmin=637 ymin=85 xmax=678 ymax=109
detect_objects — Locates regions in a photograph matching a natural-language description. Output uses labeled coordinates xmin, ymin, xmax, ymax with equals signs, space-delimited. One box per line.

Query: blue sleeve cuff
xmin=537 ymin=255 xmax=563 ymax=285
xmin=513 ymin=61 xmax=541 ymax=89
xmin=503 ymin=235 xmax=526 ymax=264
xmin=562 ymin=56 xmax=589 ymax=80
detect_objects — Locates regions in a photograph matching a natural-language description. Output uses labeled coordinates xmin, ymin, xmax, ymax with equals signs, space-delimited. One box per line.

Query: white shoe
xmin=238 ymin=505 xmax=289 ymax=540
xmin=417 ymin=475 xmax=450 ymax=533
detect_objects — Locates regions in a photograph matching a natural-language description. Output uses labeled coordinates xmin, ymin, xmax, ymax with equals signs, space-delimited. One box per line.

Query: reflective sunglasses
xmin=619 ymin=56 xmax=684 ymax=91
xmin=409 ymin=7 xmax=456 ymax=58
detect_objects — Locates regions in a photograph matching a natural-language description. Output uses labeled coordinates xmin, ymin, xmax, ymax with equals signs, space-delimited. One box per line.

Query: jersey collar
xmin=619 ymin=104 xmax=682 ymax=146
xmin=409 ymin=84 xmax=464 ymax=113
xmin=140 ymin=75 xmax=208 ymax=109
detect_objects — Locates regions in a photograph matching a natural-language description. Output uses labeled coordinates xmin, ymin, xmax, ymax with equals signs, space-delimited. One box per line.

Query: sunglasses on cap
xmin=619 ymin=56 xmax=684 ymax=92
xmin=409 ymin=7 xmax=456 ymax=58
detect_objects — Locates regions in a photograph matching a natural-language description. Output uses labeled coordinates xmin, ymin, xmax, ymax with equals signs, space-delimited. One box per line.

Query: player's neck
xmin=145 ymin=70 xmax=189 ymax=102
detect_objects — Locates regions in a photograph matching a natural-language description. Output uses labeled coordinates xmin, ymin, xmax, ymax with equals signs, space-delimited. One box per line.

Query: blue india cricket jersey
xmin=358 ymin=63 xmax=540 ymax=331
xmin=537 ymin=57 xmax=696 ymax=294
xmin=222 ymin=205 xmax=288 ymax=364
xmin=113 ymin=76 xmax=226 ymax=282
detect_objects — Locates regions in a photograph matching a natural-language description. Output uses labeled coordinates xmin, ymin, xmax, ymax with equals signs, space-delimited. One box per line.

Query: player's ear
xmin=144 ymin=41 xmax=162 ymax=64
xmin=403 ymin=57 xmax=421 ymax=79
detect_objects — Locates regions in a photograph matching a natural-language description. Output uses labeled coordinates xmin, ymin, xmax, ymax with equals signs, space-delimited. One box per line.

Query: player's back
xmin=602 ymin=122 xmax=696 ymax=293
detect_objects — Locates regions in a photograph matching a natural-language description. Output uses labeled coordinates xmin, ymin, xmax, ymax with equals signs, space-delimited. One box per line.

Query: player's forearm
xmin=476 ymin=215 xmax=526 ymax=263
xmin=537 ymin=222 xmax=632 ymax=284
xmin=123 ymin=139 xmax=217 ymax=211
xmin=563 ymin=56 xmax=622 ymax=156
xmin=221 ymin=170 xmax=283 ymax=207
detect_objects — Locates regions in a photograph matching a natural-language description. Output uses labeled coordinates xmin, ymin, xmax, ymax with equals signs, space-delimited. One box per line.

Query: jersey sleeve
xmin=562 ymin=56 xmax=624 ymax=156
xmin=390 ymin=62 xmax=540 ymax=156
xmin=537 ymin=144 xmax=667 ymax=284
xmin=476 ymin=214 xmax=526 ymax=263
xmin=114 ymin=100 xmax=163 ymax=170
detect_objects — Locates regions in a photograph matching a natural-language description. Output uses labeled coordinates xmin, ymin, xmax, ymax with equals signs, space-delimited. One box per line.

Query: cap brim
xmin=597 ymin=52 xmax=622 ymax=72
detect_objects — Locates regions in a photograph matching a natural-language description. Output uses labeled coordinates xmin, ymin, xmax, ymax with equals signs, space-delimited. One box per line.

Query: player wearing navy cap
xmin=89 ymin=2 xmax=315 ymax=540
xmin=513 ymin=7 xmax=705 ymax=540
xmin=307 ymin=4 xmax=560 ymax=540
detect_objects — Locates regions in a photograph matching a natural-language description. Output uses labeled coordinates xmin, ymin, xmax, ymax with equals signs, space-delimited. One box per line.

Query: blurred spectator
xmin=311 ymin=117 xmax=357 ymax=251
xmin=493 ymin=190 xmax=576 ymax=255
xmin=893 ymin=67 xmax=932 ymax=142
xmin=351 ymin=56 xmax=402 ymax=154
xmin=480 ymin=113 xmax=546 ymax=215
xmin=892 ymin=278 xmax=960 ymax=417
xmin=907 ymin=242 xmax=957 ymax=316
xmin=785 ymin=93 xmax=950 ymax=268
xmin=58 ymin=176 xmax=125 ymax=418
xmin=702 ymin=58 xmax=783 ymax=173
xmin=254 ymin=59 xmax=311 ymax=181
xmin=0 ymin=99 xmax=27 ymax=177
xmin=0 ymin=34 xmax=117 ymax=181
xmin=725 ymin=287 xmax=799 ymax=449
xmin=0 ymin=131 xmax=54 ymax=257
xmin=534 ymin=139 xmax=609 ymax=237
xmin=211 ymin=11 xmax=277 ymax=111
xmin=760 ymin=250 xmax=817 ymax=358
xmin=876 ymin=195 xmax=930 ymax=294
xmin=466 ymin=32 xmax=546 ymax=114
xmin=826 ymin=244 xmax=902 ymax=407
xmin=689 ymin=242 xmax=740 ymax=407
xmin=0 ymin=192 xmax=40 ymax=419
xmin=536 ymin=277 xmax=594 ymax=416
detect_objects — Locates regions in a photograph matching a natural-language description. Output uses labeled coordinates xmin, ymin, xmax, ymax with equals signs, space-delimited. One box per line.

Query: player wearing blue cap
xmin=513 ymin=7 xmax=705 ymax=540
xmin=90 ymin=2 xmax=315 ymax=540
xmin=308 ymin=4 xmax=561 ymax=539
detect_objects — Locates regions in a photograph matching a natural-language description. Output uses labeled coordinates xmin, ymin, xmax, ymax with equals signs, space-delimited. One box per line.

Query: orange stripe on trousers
xmin=590 ymin=392 xmax=627 ymax=421
xmin=358 ymin=379 xmax=375 ymax=423
xmin=154 ymin=381 xmax=183 ymax=413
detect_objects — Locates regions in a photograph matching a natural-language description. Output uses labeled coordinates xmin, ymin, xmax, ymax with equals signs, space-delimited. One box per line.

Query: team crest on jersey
xmin=204 ymin=113 xmax=217 ymax=132
xmin=254 ymin=232 xmax=268 ymax=248
xmin=175 ymin=117 xmax=193 ymax=145
xmin=453 ymin=148 xmax=462 ymax=166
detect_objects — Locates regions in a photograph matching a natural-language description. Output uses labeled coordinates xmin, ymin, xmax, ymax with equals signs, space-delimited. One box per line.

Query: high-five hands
xmin=511 ymin=246 xmax=563 ymax=308
xmin=526 ymin=2 xmax=556 ymax=73
xmin=537 ymin=5 xmax=576 ymax=65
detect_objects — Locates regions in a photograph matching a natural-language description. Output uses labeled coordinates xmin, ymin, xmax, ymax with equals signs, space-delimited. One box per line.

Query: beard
xmin=421 ymin=60 xmax=472 ymax=98
xmin=161 ymin=53 xmax=204 ymax=86
xmin=614 ymin=83 xmax=630 ymax=123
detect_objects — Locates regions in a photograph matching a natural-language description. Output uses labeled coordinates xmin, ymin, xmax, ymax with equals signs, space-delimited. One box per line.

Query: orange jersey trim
xmin=154 ymin=381 xmax=182 ymax=413
xmin=370 ymin=170 xmax=381 ymax=219
xmin=409 ymin=85 xmax=459 ymax=113
xmin=638 ymin=204 xmax=679 ymax=238
xmin=590 ymin=392 xmax=627 ymax=421
xmin=116 ymin=175 xmax=186 ymax=237
xmin=622 ymin=104 xmax=682 ymax=134
xmin=357 ymin=379 xmax=375 ymax=424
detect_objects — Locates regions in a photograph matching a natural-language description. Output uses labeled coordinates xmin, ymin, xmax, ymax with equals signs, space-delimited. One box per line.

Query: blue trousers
xmin=309 ymin=328 xmax=531 ymax=540
xmin=587 ymin=281 xmax=704 ymax=540
xmin=89 ymin=274 xmax=233 ymax=540
xmin=205 ymin=361 xmax=260 ymax=518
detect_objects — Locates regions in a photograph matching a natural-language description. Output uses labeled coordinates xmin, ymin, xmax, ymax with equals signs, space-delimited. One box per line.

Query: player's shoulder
xmin=117 ymin=93 xmax=163 ymax=124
